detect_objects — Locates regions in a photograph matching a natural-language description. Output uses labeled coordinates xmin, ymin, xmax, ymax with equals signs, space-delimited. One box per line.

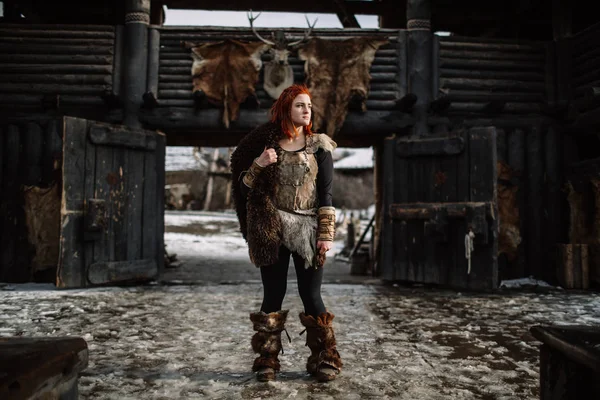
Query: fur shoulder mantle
xmin=306 ymin=133 xmax=337 ymax=154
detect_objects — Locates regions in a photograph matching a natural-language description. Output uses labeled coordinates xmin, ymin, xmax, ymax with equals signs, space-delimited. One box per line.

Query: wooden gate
xmin=381 ymin=127 xmax=499 ymax=290
xmin=57 ymin=117 xmax=165 ymax=288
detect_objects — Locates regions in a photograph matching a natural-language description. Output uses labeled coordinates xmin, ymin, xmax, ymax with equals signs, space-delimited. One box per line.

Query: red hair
xmin=270 ymin=84 xmax=313 ymax=139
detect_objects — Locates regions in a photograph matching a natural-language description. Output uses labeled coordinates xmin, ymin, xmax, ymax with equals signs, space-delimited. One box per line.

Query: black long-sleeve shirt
xmin=240 ymin=147 xmax=333 ymax=207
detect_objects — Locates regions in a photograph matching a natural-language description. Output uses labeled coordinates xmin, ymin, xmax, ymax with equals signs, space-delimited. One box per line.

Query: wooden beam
xmin=397 ymin=136 xmax=464 ymax=157
xmin=0 ymin=337 xmax=88 ymax=400
xmin=407 ymin=0 xmax=432 ymax=136
xmin=390 ymin=202 xmax=493 ymax=219
xmin=163 ymin=131 xmax=384 ymax=148
xmin=163 ymin=0 xmax=384 ymax=15
xmin=88 ymin=259 xmax=157 ymax=285
xmin=151 ymin=1 xmax=166 ymax=25
xmin=331 ymin=0 xmax=360 ymax=28
xmin=89 ymin=124 xmax=158 ymax=150
xmin=140 ymin=108 xmax=415 ymax=137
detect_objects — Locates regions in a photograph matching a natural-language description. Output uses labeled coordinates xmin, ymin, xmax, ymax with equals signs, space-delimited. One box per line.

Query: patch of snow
xmin=165 ymin=210 xmax=238 ymax=226
xmin=499 ymin=277 xmax=556 ymax=289
xmin=3 ymin=211 xmax=600 ymax=399
xmin=333 ymin=148 xmax=373 ymax=170
xmin=165 ymin=146 xmax=205 ymax=171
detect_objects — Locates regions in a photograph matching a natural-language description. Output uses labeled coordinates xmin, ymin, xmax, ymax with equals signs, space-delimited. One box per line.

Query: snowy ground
xmin=1 ymin=212 xmax=600 ymax=399
xmin=161 ymin=210 xmax=372 ymax=284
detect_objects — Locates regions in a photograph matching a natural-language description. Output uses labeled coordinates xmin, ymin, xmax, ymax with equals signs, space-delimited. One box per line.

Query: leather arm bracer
xmin=242 ymin=158 xmax=265 ymax=188
xmin=317 ymin=206 xmax=336 ymax=242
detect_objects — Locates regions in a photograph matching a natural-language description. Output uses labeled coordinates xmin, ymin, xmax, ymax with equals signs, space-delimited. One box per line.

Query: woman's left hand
xmin=317 ymin=240 xmax=333 ymax=254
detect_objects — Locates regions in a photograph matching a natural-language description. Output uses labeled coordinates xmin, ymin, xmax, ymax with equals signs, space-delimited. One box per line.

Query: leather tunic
xmin=274 ymin=147 xmax=319 ymax=215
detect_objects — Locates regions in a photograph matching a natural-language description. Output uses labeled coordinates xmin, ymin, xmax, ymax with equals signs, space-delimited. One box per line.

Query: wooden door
xmin=381 ymin=127 xmax=499 ymax=290
xmin=57 ymin=117 xmax=165 ymax=288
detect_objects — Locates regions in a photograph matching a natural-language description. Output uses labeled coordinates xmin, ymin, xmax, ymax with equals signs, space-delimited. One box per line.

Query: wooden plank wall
xmin=385 ymin=129 xmax=499 ymax=290
xmin=493 ymin=125 xmax=563 ymax=283
xmin=437 ymin=35 xmax=547 ymax=115
xmin=58 ymin=119 xmax=164 ymax=287
xmin=0 ymin=118 xmax=63 ymax=283
xmin=570 ymin=21 xmax=600 ymax=117
xmin=0 ymin=24 xmax=117 ymax=113
xmin=436 ymin=35 xmax=562 ymax=284
xmin=561 ymin=22 xmax=600 ymax=287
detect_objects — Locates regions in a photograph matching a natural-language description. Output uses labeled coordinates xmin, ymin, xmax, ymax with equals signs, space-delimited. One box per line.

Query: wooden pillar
xmin=556 ymin=244 xmax=589 ymax=289
xmin=150 ymin=1 xmax=166 ymax=25
xmin=407 ymin=0 xmax=432 ymax=137
xmin=203 ymin=148 xmax=219 ymax=211
xmin=224 ymin=148 xmax=233 ymax=208
xmin=552 ymin=0 xmax=572 ymax=41
xmin=123 ymin=0 xmax=150 ymax=128
xmin=379 ymin=2 xmax=405 ymax=29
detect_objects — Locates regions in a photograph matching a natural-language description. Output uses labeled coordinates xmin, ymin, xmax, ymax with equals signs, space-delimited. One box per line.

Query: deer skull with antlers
xmin=248 ymin=11 xmax=317 ymax=100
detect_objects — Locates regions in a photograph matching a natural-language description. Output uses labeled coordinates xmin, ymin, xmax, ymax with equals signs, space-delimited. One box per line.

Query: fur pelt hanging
xmin=298 ymin=37 xmax=388 ymax=137
xmin=183 ymin=39 xmax=268 ymax=128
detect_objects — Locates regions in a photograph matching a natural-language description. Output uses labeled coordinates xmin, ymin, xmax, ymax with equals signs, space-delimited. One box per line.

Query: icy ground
xmin=1 ymin=211 xmax=600 ymax=400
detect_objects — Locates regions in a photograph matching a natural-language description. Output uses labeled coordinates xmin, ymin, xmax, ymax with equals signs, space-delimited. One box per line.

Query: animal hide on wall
xmin=497 ymin=161 xmax=521 ymax=262
xmin=23 ymin=183 xmax=61 ymax=277
xmin=298 ymin=37 xmax=388 ymax=137
xmin=183 ymin=39 xmax=268 ymax=128
xmin=263 ymin=55 xmax=294 ymax=100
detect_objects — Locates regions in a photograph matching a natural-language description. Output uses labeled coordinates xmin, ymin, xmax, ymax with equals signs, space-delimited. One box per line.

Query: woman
xmin=231 ymin=84 xmax=343 ymax=383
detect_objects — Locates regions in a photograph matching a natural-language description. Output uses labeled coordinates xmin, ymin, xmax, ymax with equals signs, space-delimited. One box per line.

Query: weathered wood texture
xmin=0 ymin=336 xmax=88 ymax=400
xmin=568 ymin=21 xmax=600 ymax=129
xmin=437 ymin=36 xmax=548 ymax=116
xmin=0 ymin=24 xmax=115 ymax=111
xmin=556 ymin=244 xmax=589 ymax=289
xmin=380 ymin=137 xmax=396 ymax=281
xmin=140 ymin=108 xmax=415 ymax=146
xmin=563 ymin=160 xmax=600 ymax=286
xmin=494 ymin=125 xmax=564 ymax=283
xmin=0 ymin=119 xmax=63 ymax=283
xmin=530 ymin=325 xmax=600 ymax=400
xmin=57 ymin=117 xmax=164 ymax=288
xmin=382 ymin=128 xmax=499 ymax=290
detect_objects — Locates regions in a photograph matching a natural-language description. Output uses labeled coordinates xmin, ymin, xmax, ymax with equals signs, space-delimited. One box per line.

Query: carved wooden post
xmin=123 ymin=0 xmax=150 ymax=128
xmin=406 ymin=0 xmax=432 ymax=136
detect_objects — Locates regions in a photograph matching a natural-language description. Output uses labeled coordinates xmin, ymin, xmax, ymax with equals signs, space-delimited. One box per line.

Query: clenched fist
xmin=256 ymin=147 xmax=278 ymax=167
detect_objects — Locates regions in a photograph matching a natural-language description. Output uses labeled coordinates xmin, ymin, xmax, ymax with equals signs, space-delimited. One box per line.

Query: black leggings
xmin=260 ymin=245 xmax=326 ymax=317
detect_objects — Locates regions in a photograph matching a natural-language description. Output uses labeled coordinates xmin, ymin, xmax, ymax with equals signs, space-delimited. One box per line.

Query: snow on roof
xmin=333 ymin=147 xmax=373 ymax=169
xmin=165 ymin=146 xmax=207 ymax=172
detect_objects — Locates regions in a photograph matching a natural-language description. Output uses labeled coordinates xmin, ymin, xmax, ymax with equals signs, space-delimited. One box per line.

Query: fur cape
xmin=230 ymin=121 xmax=336 ymax=267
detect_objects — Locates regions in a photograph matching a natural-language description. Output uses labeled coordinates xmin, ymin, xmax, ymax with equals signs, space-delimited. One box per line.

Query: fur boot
xmin=299 ymin=311 xmax=343 ymax=382
xmin=250 ymin=310 xmax=289 ymax=381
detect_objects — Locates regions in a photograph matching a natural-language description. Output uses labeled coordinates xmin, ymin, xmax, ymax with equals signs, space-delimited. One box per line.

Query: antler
xmin=247 ymin=10 xmax=275 ymax=46
xmin=288 ymin=15 xmax=318 ymax=48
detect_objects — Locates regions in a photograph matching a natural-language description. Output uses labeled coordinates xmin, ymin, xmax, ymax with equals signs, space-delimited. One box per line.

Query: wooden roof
xmin=1 ymin=0 xmax=597 ymax=40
